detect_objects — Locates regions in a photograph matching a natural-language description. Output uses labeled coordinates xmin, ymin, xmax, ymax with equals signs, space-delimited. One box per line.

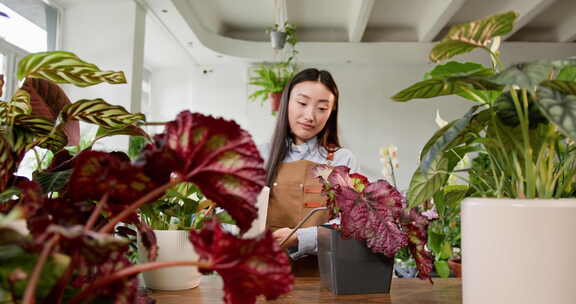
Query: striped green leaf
xmin=0 ymin=135 xmax=15 ymax=192
xmin=536 ymin=87 xmax=576 ymax=141
xmin=60 ymin=99 xmax=145 ymax=129
xmin=392 ymin=78 xmax=500 ymax=102
xmin=13 ymin=115 xmax=67 ymax=152
xmin=17 ymin=51 xmax=126 ymax=87
xmin=540 ymin=80 xmax=576 ymax=95
xmin=95 ymin=125 xmax=148 ymax=143
xmin=0 ymin=90 xmax=32 ymax=127
xmin=430 ymin=11 xmax=518 ymax=62
xmin=33 ymin=169 xmax=72 ymax=193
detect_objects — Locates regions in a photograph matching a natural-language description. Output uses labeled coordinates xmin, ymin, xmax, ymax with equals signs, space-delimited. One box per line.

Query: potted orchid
xmin=392 ymin=10 xmax=576 ymax=303
xmin=0 ymin=51 xmax=293 ymax=304
xmin=313 ymin=165 xmax=433 ymax=294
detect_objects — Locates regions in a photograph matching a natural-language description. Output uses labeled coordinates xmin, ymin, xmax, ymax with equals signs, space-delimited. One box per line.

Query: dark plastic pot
xmin=317 ymin=225 xmax=394 ymax=294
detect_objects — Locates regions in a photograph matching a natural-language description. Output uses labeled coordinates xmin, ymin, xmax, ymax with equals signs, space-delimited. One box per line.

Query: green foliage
xmin=248 ymin=63 xmax=296 ymax=104
xmin=393 ymin=10 xmax=576 ymax=205
xmin=139 ymin=182 xmax=235 ymax=230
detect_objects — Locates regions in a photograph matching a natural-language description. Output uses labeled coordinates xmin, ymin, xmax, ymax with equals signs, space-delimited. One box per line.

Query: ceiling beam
xmin=556 ymin=13 xmax=576 ymax=42
xmin=347 ymin=0 xmax=375 ymax=43
xmin=418 ymin=0 xmax=467 ymax=42
xmin=504 ymin=0 xmax=556 ymax=40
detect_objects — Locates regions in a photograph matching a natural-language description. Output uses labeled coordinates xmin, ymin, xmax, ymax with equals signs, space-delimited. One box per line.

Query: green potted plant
xmin=313 ymin=166 xmax=433 ymax=294
xmin=269 ymin=22 xmax=296 ymax=50
xmin=250 ymin=23 xmax=298 ymax=115
xmin=0 ymin=51 xmax=294 ymax=304
xmin=392 ymin=11 xmax=576 ymax=304
xmin=248 ymin=62 xmax=296 ymax=115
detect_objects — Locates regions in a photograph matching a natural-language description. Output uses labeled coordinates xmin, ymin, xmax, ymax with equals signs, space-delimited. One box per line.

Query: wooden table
xmin=151 ymin=275 xmax=462 ymax=303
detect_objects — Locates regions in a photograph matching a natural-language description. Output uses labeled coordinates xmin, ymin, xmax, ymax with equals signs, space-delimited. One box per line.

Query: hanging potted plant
xmin=269 ymin=22 xmax=296 ymax=50
xmin=248 ymin=62 xmax=296 ymax=115
xmin=392 ymin=10 xmax=576 ymax=304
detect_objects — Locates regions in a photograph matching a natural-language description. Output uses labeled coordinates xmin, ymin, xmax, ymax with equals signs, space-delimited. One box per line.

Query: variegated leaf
xmin=408 ymin=157 xmax=449 ymax=209
xmin=491 ymin=61 xmax=554 ymax=90
xmin=536 ymin=87 xmax=576 ymax=141
xmin=392 ymin=78 xmax=500 ymax=102
xmin=0 ymin=135 xmax=15 ymax=192
xmin=60 ymin=99 xmax=145 ymax=129
xmin=0 ymin=90 xmax=32 ymax=126
xmin=21 ymin=77 xmax=79 ymax=146
xmin=150 ymin=111 xmax=266 ymax=233
xmin=17 ymin=51 xmax=126 ymax=87
xmin=0 ymin=74 xmax=4 ymax=97
xmin=540 ymin=80 xmax=576 ymax=95
xmin=94 ymin=125 xmax=149 ymax=142
xmin=430 ymin=11 xmax=518 ymax=62
xmin=13 ymin=115 xmax=67 ymax=152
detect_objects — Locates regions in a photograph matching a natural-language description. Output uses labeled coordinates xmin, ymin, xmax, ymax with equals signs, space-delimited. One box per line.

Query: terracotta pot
xmin=447 ymin=259 xmax=461 ymax=277
xmin=269 ymin=92 xmax=282 ymax=114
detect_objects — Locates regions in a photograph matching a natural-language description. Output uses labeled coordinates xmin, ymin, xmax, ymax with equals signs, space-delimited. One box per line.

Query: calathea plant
xmin=0 ymin=51 xmax=294 ymax=304
xmin=314 ymin=166 xmax=433 ymax=281
xmin=392 ymin=11 xmax=576 ymax=208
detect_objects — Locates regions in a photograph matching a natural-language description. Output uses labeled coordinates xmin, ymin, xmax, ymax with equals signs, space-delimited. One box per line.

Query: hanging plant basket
xmin=270 ymin=30 xmax=287 ymax=50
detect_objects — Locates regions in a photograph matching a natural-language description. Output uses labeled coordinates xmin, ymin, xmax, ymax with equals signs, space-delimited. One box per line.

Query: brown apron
xmin=267 ymin=159 xmax=332 ymax=277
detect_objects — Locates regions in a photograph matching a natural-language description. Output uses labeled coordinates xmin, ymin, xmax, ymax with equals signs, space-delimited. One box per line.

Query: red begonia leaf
xmin=68 ymin=150 xmax=159 ymax=216
xmin=72 ymin=252 xmax=141 ymax=304
xmin=44 ymin=225 xmax=130 ymax=265
xmin=46 ymin=149 xmax=74 ymax=172
xmin=403 ymin=209 xmax=433 ymax=281
xmin=189 ymin=219 xmax=293 ymax=304
xmin=151 ymin=111 xmax=266 ymax=233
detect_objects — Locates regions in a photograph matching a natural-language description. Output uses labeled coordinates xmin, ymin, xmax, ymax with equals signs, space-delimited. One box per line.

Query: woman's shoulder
xmin=331 ymin=147 xmax=358 ymax=171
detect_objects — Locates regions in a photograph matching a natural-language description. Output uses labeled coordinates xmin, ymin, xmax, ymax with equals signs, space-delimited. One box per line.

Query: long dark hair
xmin=265 ymin=68 xmax=341 ymax=186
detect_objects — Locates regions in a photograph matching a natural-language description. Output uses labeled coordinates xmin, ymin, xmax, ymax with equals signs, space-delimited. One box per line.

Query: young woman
xmin=259 ymin=68 xmax=358 ymax=275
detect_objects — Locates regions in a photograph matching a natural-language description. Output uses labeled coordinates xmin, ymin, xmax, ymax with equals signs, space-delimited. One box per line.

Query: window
xmin=0 ymin=0 xmax=60 ymax=98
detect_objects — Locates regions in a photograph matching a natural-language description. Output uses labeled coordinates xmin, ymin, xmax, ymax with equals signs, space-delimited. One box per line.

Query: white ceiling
xmin=141 ymin=0 xmax=576 ymax=65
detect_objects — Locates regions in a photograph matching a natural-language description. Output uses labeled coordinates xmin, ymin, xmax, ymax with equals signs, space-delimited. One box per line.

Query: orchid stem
xmin=68 ymin=260 xmax=210 ymax=304
xmin=22 ymin=235 xmax=60 ymax=304
xmin=99 ymin=179 xmax=182 ymax=233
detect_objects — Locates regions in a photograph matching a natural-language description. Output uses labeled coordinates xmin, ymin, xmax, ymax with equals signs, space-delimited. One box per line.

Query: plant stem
xmin=99 ymin=179 xmax=182 ymax=233
xmin=85 ymin=192 xmax=109 ymax=231
xmin=67 ymin=260 xmax=210 ymax=304
xmin=22 ymin=235 xmax=60 ymax=304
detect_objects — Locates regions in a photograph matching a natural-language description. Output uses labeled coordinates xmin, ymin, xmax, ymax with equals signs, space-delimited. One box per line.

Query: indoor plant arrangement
xmin=269 ymin=22 xmax=296 ymax=50
xmin=392 ymin=10 xmax=576 ymax=304
xmin=313 ymin=165 xmax=433 ymax=293
xmin=0 ymin=51 xmax=293 ymax=304
xmin=248 ymin=61 xmax=296 ymax=115
xmin=249 ymin=23 xmax=298 ymax=115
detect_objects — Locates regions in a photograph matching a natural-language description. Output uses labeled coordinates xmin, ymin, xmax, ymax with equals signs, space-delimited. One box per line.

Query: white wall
xmin=146 ymin=61 xmax=470 ymax=190
xmin=60 ymin=0 xmax=145 ymax=151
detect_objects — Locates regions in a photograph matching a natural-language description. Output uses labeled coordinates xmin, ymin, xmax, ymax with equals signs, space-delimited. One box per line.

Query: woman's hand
xmin=273 ymin=227 xmax=298 ymax=249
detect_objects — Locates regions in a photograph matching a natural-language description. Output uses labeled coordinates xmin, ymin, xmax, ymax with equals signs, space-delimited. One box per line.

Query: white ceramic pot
xmin=462 ymin=198 xmax=576 ymax=304
xmin=138 ymin=230 xmax=201 ymax=291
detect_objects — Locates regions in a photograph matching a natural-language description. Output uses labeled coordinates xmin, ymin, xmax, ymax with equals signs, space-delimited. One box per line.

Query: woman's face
xmin=288 ymin=81 xmax=335 ymax=145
